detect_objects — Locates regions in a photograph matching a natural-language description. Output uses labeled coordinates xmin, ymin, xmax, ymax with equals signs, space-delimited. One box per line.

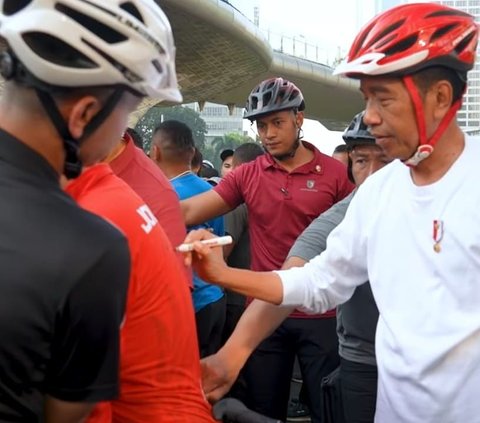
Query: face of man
xmin=255 ymin=110 xmax=302 ymax=159
xmin=221 ymin=155 xmax=233 ymax=178
xmin=79 ymin=91 xmax=141 ymax=166
xmin=350 ymin=143 xmax=392 ymax=186
xmin=360 ymin=76 xmax=422 ymax=162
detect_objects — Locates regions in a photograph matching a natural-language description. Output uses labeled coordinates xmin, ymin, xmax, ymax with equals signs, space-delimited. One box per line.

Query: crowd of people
xmin=0 ymin=1 xmax=479 ymax=423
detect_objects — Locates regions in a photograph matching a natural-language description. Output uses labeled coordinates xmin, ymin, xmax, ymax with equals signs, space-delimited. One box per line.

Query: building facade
xmin=186 ymin=102 xmax=245 ymax=143
xmin=436 ymin=0 xmax=480 ymax=134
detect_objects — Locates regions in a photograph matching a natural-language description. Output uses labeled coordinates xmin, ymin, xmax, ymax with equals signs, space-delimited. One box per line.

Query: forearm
xmin=181 ymin=191 xmax=231 ymax=226
xmin=223 ymin=300 xmax=293 ymax=362
xmin=213 ymin=267 xmax=283 ymax=305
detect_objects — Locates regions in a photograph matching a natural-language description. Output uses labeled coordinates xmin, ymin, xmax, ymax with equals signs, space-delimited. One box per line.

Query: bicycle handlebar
xmin=213 ymin=398 xmax=283 ymax=423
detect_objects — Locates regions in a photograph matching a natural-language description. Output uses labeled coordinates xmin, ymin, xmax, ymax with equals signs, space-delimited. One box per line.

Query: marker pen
xmin=176 ymin=235 xmax=233 ymax=253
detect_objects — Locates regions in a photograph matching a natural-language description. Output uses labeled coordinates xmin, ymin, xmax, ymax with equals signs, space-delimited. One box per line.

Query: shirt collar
xmin=0 ymin=128 xmax=59 ymax=184
xmin=261 ymin=141 xmax=325 ymax=174
xmin=65 ymin=163 xmax=112 ymax=200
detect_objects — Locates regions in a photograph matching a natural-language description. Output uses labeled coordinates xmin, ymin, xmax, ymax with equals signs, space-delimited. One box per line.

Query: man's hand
xmin=201 ymin=351 xmax=241 ymax=403
xmin=180 ymin=230 xmax=284 ymax=304
xmin=181 ymin=229 xmax=228 ymax=284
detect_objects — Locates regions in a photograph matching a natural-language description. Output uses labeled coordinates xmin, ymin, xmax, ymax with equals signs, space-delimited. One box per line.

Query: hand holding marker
xmin=176 ymin=235 xmax=233 ymax=253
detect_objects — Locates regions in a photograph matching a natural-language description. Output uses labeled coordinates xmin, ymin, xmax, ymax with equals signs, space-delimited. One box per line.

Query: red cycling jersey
xmin=67 ymin=164 xmax=214 ymax=423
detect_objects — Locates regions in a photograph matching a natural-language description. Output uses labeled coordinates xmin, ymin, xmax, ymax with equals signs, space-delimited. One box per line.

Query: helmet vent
xmin=82 ymin=37 xmax=142 ymax=83
xmin=367 ymin=20 xmax=405 ymax=50
xmin=120 ymin=2 xmax=145 ymax=24
xmin=375 ymin=34 xmax=396 ymax=50
xmin=383 ymin=34 xmax=418 ymax=57
xmin=2 ymin=0 xmax=32 ymax=16
xmin=431 ymin=24 xmax=458 ymax=42
xmin=263 ymin=92 xmax=272 ymax=106
xmin=427 ymin=9 xmax=471 ymax=19
xmin=351 ymin=22 xmax=375 ymax=58
xmin=288 ymin=91 xmax=299 ymax=102
xmin=22 ymin=32 xmax=98 ymax=69
xmin=454 ymin=31 xmax=477 ymax=55
xmin=55 ymin=3 xmax=128 ymax=44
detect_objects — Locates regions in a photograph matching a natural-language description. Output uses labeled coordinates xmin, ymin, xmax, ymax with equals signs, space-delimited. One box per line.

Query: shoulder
xmin=175 ymin=173 xmax=212 ymax=197
xmin=303 ymin=141 xmax=349 ymax=174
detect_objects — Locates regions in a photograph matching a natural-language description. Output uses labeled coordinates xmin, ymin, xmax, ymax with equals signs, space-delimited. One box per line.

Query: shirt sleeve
xmin=213 ymin=167 xmax=244 ymax=209
xmin=287 ymin=192 xmax=354 ymax=262
xmin=46 ymin=238 xmax=130 ymax=402
xmin=276 ymin=190 xmax=369 ymax=314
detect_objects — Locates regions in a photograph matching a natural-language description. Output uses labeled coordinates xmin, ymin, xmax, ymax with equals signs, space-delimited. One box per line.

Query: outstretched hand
xmin=180 ymin=229 xmax=228 ymax=284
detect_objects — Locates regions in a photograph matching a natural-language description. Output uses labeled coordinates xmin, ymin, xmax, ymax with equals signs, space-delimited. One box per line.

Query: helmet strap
xmin=35 ymin=88 xmax=125 ymax=179
xmin=403 ymin=76 xmax=463 ymax=167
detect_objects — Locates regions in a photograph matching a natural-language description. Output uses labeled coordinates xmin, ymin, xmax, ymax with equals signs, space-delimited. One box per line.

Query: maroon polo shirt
xmin=109 ymin=134 xmax=191 ymax=286
xmin=214 ymin=141 xmax=354 ymax=318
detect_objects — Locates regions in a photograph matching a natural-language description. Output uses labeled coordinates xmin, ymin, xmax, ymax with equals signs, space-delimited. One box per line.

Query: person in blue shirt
xmin=150 ymin=120 xmax=226 ymax=357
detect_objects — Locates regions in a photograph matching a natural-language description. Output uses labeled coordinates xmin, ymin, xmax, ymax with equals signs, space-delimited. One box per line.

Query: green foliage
xmin=205 ymin=133 xmax=257 ymax=169
xmin=134 ymin=105 xmax=207 ymax=152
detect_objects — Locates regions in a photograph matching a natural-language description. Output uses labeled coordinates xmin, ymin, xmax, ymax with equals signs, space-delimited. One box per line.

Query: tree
xmin=134 ymin=105 xmax=207 ymax=152
xmin=205 ymin=133 xmax=257 ymax=169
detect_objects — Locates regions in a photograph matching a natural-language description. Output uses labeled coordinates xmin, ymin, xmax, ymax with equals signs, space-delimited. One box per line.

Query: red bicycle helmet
xmin=244 ymin=77 xmax=305 ymax=121
xmin=334 ymin=3 xmax=478 ymax=78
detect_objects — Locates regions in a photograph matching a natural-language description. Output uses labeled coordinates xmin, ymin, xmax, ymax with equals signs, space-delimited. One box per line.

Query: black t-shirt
xmin=0 ymin=130 xmax=130 ymax=421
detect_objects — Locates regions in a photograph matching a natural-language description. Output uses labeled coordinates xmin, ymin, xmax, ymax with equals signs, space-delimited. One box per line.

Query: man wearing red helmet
xmin=183 ymin=3 xmax=480 ymax=422
xmin=182 ymin=77 xmax=354 ymax=422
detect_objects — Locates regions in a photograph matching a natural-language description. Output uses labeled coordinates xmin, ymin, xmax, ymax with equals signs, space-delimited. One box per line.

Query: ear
xmin=150 ymin=143 xmax=161 ymax=162
xmin=67 ymin=96 xmax=103 ymax=139
xmin=295 ymin=111 xmax=305 ymax=128
xmin=430 ymin=80 xmax=453 ymax=121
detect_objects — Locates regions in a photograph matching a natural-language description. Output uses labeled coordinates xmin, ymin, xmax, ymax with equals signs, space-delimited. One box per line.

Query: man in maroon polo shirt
xmin=182 ymin=77 xmax=354 ymax=422
xmin=105 ymin=130 xmax=189 ymax=284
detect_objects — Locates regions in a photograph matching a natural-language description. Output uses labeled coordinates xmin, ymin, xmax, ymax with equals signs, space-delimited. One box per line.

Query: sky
xmin=230 ymin=0 xmax=376 ymax=56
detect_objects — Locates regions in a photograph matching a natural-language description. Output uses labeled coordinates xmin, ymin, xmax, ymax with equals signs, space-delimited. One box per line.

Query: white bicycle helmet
xmin=0 ymin=0 xmax=181 ymax=102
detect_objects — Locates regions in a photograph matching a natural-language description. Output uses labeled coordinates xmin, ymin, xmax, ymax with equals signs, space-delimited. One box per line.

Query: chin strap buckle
xmin=404 ymin=144 xmax=433 ymax=167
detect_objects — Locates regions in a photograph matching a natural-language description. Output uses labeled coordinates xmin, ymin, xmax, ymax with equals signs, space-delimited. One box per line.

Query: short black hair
xmin=233 ymin=143 xmax=264 ymax=165
xmin=220 ymin=149 xmax=234 ymax=162
xmin=199 ymin=164 xmax=219 ymax=178
xmin=412 ymin=66 xmax=466 ymax=104
xmin=153 ymin=120 xmax=195 ymax=164
xmin=333 ymin=144 xmax=348 ymax=154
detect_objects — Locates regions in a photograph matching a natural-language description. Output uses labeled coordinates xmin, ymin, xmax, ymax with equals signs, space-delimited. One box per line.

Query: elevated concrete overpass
xmin=131 ymin=0 xmax=364 ymax=130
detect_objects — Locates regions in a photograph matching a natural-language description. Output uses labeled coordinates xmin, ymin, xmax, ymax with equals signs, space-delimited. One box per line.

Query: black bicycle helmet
xmin=244 ymin=77 xmax=305 ymax=121
xmin=342 ymin=111 xmax=375 ymax=147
